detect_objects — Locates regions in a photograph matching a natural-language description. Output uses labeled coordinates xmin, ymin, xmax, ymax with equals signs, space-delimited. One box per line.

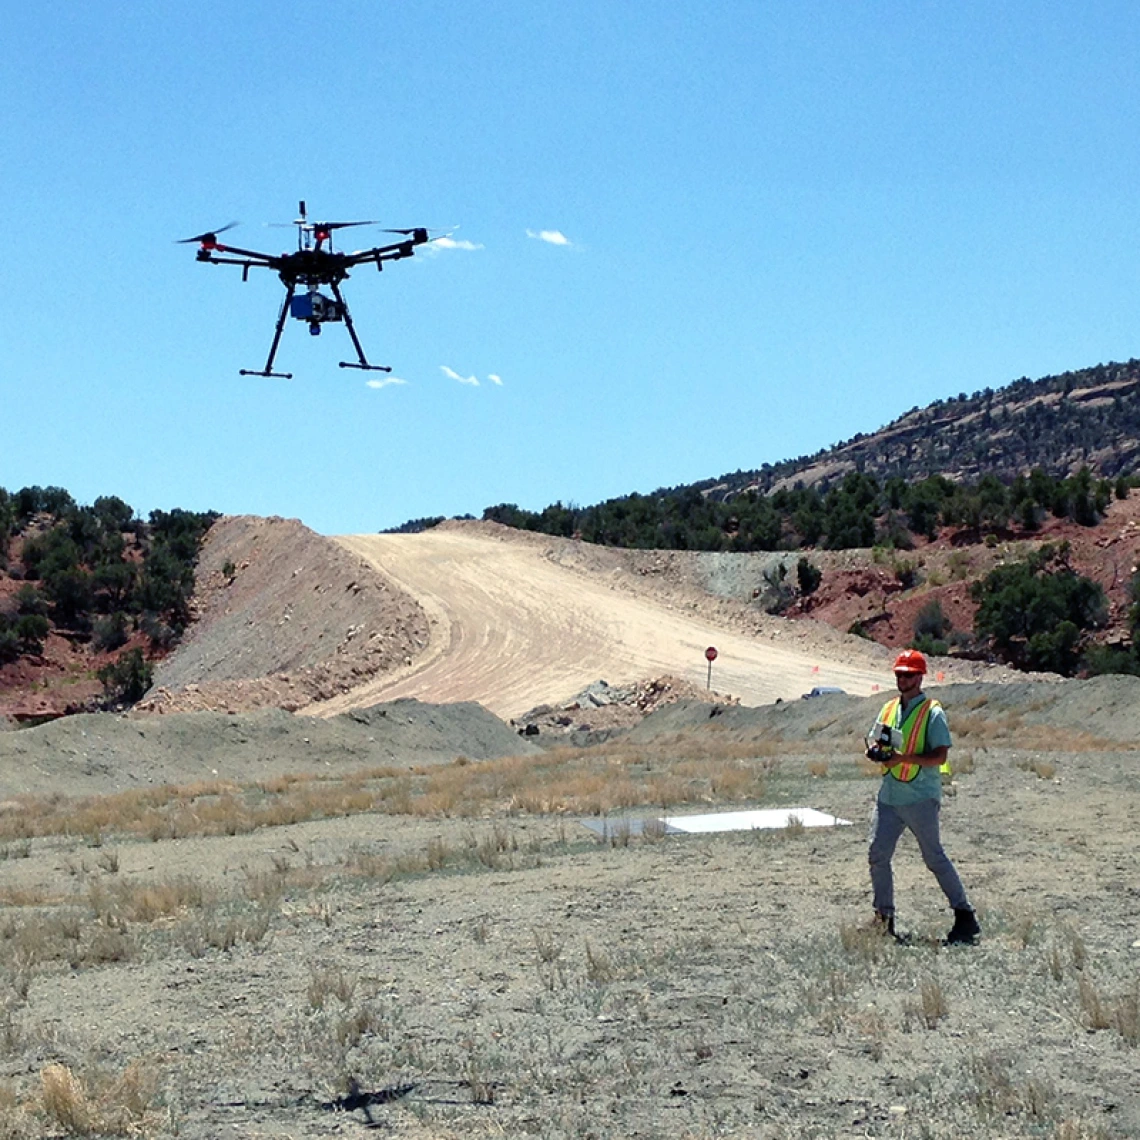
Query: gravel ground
xmin=0 ymin=677 xmax=1138 ymax=1139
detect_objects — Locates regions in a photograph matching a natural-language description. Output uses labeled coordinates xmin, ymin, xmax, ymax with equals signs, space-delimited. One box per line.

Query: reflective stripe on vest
xmin=878 ymin=696 xmax=939 ymax=782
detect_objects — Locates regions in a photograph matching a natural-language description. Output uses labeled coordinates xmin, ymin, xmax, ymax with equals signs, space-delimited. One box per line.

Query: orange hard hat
xmin=893 ymin=649 xmax=927 ymax=675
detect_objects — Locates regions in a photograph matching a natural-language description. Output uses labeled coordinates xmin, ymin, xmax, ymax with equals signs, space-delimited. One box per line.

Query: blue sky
xmin=4 ymin=2 xmax=1140 ymax=535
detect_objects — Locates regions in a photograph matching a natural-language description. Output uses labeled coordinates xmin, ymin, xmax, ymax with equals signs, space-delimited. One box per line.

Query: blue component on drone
xmin=291 ymin=292 xmax=343 ymax=322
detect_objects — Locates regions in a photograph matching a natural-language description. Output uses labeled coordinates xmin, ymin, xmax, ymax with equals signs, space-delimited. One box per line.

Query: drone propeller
xmin=304 ymin=219 xmax=378 ymax=231
xmin=177 ymin=221 xmax=238 ymax=245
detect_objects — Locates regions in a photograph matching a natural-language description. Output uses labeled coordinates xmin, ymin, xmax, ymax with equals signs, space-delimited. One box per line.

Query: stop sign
xmin=705 ymin=646 xmax=718 ymax=662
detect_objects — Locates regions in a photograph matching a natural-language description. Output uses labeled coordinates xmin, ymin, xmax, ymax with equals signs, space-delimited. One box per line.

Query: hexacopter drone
xmin=181 ymin=200 xmax=431 ymax=379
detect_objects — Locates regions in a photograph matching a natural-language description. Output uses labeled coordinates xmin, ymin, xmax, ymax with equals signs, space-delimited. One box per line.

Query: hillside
xmin=7 ymin=360 xmax=1140 ymax=723
xmin=0 ymin=491 xmax=216 ymax=723
xmin=701 ymin=358 xmax=1140 ymax=498
xmin=469 ymin=361 xmax=1140 ymax=676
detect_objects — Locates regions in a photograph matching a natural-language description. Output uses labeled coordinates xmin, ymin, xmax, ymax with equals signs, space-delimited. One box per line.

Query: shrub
xmin=971 ymin=544 xmax=1107 ymax=674
xmin=914 ymin=598 xmax=950 ymax=641
xmin=98 ymin=648 xmax=153 ymax=705
xmin=796 ymin=557 xmax=822 ymax=596
xmin=0 ymin=624 xmax=19 ymax=664
xmin=1081 ymin=644 xmax=1140 ymax=677
xmin=140 ymin=612 xmax=177 ymax=650
xmin=913 ymin=634 xmax=949 ymax=657
xmin=14 ymin=613 xmax=50 ymax=654
xmin=892 ymin=557 xmax=921 ymax=589
xmin=93 ymin=612 xmax=130 ymax=653
xmin=14 ymin=584 xmax=48 ymax=616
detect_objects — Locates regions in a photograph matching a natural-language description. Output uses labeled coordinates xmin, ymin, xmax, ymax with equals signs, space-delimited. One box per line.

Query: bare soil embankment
xmin=304 ymin=522 xmax=1018 ymax=720
xmin=139 ymin=516 xmax=431 ymax=714
xmin=134 ymin=517 xmax=1021 ymax=723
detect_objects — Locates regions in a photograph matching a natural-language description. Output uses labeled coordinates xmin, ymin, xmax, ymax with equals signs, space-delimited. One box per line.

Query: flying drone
xmin=181 ymin=201 xmax=432 ymax=379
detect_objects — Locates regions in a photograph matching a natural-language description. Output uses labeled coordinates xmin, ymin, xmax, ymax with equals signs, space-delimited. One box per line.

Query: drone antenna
xmin=297 ymin=200 xmax=309 ymax=251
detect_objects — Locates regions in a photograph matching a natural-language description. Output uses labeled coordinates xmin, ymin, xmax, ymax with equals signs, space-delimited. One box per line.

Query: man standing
xmin=865 ymin=649 xmax=980 ymax=944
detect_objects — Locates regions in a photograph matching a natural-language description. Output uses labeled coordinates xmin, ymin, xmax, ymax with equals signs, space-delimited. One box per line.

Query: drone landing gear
xmin=234 ymin=279 xmax=391 ymax=379
xmin=329 ymin=282 xmax=390 ymax=373
xmin=339 ymin=361 xmax=392 ymax=373
xmin=239 ymin=284 xmax=296 ymax=380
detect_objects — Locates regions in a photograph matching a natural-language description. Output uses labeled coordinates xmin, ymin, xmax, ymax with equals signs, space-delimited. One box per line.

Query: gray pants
xmin=868 ymin=798 xmax=970 ymax=915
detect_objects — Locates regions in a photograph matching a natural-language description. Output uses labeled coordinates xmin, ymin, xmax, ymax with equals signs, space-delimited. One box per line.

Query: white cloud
xmin=366 ymin=376 xmax=408 ymax=389
xmin=527 ymin=228 xmax=572 ymax=247
xmin=487 ymin=373 xmax=503 ymax=386
xmin=441 ymin=365 xmax=479 ymax=386
xmin=433 ymin=236 xmax=483 ymax=251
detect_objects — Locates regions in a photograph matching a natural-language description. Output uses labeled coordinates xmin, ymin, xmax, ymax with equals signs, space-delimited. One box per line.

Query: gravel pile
xmin=0 ymin=698 xmax=539 ymax=799
xmin=511 ymin=674 xmax=736 ymax=743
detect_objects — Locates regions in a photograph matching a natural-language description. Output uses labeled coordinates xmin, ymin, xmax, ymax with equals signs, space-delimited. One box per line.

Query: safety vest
xmin=877 ymin=696 xmax=950 ymax=782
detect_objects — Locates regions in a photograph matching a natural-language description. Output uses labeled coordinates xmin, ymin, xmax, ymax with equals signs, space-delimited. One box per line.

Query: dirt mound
xmin=139 ymin=516 xmax=429 ymax=713
xmin=0 ymin=697 xmax=538 ymax=800
xmin=622 ymin=672 xmax=1140 ymax=752
xmin=313 ymin=525 xmax=936 ymax=719
xmin=138 ymin=516 xmax=1019 ymax=723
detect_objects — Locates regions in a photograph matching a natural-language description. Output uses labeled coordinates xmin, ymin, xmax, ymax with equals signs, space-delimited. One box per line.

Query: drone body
xmin=183 ymin=201 xmax=430 ymax=379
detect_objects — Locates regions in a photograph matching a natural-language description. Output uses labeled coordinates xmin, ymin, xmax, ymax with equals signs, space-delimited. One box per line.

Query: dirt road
xmin=306 ymin=527 xmax=891 ymax=719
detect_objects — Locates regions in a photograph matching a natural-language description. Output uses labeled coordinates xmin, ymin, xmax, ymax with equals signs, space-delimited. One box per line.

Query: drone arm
xmin=343 ymin=231 xmax=428 ymax=270
xmin=203 ymin=241 xmax=280 ymax=261
xmin=197 ymin=253 xmax=277 ymax=272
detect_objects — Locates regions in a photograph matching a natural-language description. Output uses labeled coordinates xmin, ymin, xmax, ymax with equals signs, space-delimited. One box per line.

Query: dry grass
xmin=906 ymin=977 xmax=949 ymax=1029
xmin=1015 ymin=756 xmax=1058 ymax=780
xmin=0 ymin=736 xmax=789 ymax=850
xmin=4 ymin=689 xmax=1139 ymax=1139
xmin=952 ymin=749 xmax=976 ymax=775
xmin=838 ymin=921 xmax=894 ymax=964
xmin=308 ymin=965 xmax=357 ymax=1010
xmin=8 ymin=703 xmax=1113 ymax=857
xmin=89 ymin=875 xmax=213 ymax=924
xmin=0 ymin=767 xmax=1133 ymax=1139
xmin=39 ymin=1059 xmax=163 ymax=1137
xmin=1078 ymin=974 xmax=1139 ymax=1044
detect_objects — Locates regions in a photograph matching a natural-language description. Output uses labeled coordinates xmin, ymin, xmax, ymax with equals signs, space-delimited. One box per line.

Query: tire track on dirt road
xmin=305 ymin=528 xmax=890 ymax=720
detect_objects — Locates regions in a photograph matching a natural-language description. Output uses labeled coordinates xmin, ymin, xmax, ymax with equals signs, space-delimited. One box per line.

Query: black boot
xmin=945 ymin=908 xmax=981 ymax=945
xmin=873 ymin=911 xmax=907 ymax=943
xmin=872 ymin=911 xmax=895 ymax=936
